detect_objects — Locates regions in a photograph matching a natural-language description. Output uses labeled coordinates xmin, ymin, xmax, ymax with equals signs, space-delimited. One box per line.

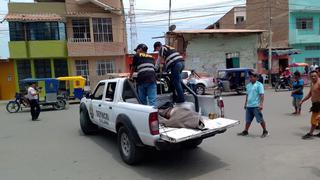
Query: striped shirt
xmin=132 ymin=53 xmax=156 ymax=84
xmin=158 ymin=45 xmax=184 ymax=70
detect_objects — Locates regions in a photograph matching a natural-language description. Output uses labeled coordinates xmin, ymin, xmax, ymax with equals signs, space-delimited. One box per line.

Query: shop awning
xmin=270 ymin=49 xmax=302 ymax=56
xmin=5 ymin=13 xmax=63 ymax=22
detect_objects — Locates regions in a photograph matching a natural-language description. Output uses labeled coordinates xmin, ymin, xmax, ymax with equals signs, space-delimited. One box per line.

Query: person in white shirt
xmin=28 ymin=82 xmax=40 ymax=120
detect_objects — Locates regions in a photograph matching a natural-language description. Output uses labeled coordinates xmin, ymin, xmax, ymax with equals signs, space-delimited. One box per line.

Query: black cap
xmin=134 ymin=44 xmax=148 ymax=52
xmin=153 ymin=41 xmax=162 ymax=52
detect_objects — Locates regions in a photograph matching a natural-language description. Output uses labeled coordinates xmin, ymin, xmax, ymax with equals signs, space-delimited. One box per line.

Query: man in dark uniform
xmin=129 ymin=44 xmax=157 ymax=106
xmin=153 ymin=41 xmax=185 ymax=103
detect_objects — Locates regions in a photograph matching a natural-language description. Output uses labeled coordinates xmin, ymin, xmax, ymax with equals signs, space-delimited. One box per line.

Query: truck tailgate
xmin=159 ymin=118 xmax=239 ymax=143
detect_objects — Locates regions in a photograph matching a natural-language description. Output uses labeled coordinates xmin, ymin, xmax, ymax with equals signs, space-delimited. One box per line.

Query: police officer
xmin=129 ymin=44 xmax=157 ymax=106
xmin=153 ymin=41 xmax=185 ymax=103
xmin=27 ymin=82 xmax=41 ymax=120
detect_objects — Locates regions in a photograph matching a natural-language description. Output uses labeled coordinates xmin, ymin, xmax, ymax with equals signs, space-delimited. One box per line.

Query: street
xmin=0 ymin=89 xmax=320 ymax=180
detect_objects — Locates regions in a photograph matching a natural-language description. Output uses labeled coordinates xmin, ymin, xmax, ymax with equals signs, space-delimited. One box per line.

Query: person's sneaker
xmin=237 ymin=130 xmax=248 ymax=136
xmin=314 ymin=132 xmax=320 ymax=138
xmin=261 ymin=130 xmax=269 ymax=138
xmin=302 ymin=133 xmax=313 ymax=140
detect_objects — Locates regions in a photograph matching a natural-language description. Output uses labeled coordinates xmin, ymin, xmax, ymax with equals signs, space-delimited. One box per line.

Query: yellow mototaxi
xmin=57 ymin=76 xmax=86 ymax=100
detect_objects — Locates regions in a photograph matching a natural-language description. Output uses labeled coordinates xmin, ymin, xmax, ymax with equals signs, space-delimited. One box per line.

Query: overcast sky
xmin=0 ymin=0 xmax=245 ymax=58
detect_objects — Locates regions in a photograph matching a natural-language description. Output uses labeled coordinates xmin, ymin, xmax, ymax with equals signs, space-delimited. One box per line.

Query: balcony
xmin=9 ymin=40 xmax=67 ymax=59
xmin=289 ymin=29 xmax=320 ymax=45
xmin=67 ymin=40 xmax=126 ymax=57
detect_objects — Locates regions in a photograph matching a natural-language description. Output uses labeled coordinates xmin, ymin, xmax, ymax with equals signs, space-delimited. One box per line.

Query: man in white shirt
xmin=28 ymin=82 xmax=40 ymax=120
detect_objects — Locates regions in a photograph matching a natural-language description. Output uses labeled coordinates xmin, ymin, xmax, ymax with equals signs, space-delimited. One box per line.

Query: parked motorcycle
xmin=275 ymin=76 xmax=292 ymax=92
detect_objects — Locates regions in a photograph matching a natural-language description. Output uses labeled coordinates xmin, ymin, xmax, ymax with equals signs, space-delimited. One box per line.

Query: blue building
xmin=289 ymin=0 xmax=320 ymax=66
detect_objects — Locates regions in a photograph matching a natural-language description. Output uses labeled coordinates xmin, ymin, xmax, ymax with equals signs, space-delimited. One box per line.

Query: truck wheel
xmin=195 ymin=84 xmax=205 ymax=95
xmin=182 ymin=139 xmax=203 ymax=149
xmin=80 ymin=110 xmax=98 ymax=135
xmin=6 ymin=101 xmax=20 ymax=113
xmin=118 ymin=126 xmax=143 ymax=165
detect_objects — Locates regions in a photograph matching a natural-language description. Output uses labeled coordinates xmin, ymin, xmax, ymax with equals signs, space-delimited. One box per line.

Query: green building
xmin=6 ymin=2 xmax=70 ymax=91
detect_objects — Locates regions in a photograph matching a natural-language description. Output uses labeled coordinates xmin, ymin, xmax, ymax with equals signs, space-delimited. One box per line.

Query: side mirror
xmin=85 ymin=92 xmax=91 ymax=99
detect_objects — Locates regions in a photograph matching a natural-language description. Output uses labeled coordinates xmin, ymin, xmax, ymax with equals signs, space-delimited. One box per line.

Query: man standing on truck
xmin=153 ymin=41 xmax=185 ymax=103
xmin=238 ymin=71 xmax=269 ymax=138
xmin=130 ymin=44 xmax=157 ymax=107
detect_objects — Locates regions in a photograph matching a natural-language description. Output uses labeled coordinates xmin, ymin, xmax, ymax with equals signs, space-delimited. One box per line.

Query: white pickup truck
xmin=79 ymin=78 xmax=239 ymax=165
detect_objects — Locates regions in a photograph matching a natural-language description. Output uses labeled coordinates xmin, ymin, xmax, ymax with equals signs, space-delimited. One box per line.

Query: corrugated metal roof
xmin=5 ymin=13 xmax=63 ymax=22
xmin=167 ymin=29 xmax=266 ymax=34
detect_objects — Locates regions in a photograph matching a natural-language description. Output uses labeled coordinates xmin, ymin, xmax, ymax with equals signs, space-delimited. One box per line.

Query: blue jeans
xmin=137 ymin=82 xmax=157 ymax=106
xmin=245 ymin=107 xmax=264 ymax=123
xmin=171 ymin=61 xmax=185 ymax=103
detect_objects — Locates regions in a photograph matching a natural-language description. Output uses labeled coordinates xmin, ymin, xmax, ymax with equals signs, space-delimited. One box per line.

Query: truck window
xmin=122 ymin=80 xmax=139 ymax=104
xmin=105 ymin=82 xmax=116 ymax=102
xmin=92 ymin=82 xmax=105 ymax=100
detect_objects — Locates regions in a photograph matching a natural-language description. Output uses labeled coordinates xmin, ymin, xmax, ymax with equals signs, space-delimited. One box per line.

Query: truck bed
xmin=159 ymin=118 xmax=239 ymax=143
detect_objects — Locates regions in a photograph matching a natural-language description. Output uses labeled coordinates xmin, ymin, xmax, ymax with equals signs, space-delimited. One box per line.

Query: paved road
xmin=0 ymin=89 xmax=320 ymax=180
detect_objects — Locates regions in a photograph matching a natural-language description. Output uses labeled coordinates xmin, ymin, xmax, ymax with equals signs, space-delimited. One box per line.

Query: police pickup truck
xmin=80 ymin=78 xmax=239 ymax=165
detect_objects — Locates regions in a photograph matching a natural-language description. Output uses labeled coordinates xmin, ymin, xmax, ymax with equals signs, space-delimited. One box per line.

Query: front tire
xmin=195 ymin=84 xmax=205 ymax=95
xmin=53 ymin=99 xmax=66 ymax=110
xmin=6 ymin=101 xmax=20 ymax=113
xmin=118 ymin=126 xmax=143 ymax=165
xmin=80 ymin=110 xmax=98 ymax=135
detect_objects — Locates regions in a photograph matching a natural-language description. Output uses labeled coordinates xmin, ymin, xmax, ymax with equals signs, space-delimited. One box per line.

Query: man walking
xmin=27 ymin=82 xmax=40 ymax=121
xmin=130 ymin=44 xmax=157 ymax=107
xmin=238 ymin=71 xmax=269 ymax=138
xmin=153 ymin=41 xmax=185 ymax=103
xmin=300 ymin=71 xmax=320 ymax=139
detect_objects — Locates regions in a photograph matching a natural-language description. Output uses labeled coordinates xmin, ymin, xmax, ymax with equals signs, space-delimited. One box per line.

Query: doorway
xmin=226 ymin=52 xmax=240 ymax=69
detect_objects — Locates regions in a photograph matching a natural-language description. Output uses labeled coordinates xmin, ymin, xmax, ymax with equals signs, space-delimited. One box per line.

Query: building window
xmin=296 ymin=18 xmax=313 ymax=30
xmin=54 ymin=59 xmax=68 ymax=77
xmin=305 ymin=57 xmax=320 ymax=66
xmin=92 ymin=18 xmax=113 ymax=42
xmin=16 ymin=60 xmax=31 ymax=80
xmin=71 ymin=18 xmax=91 ymax=42
xmin=75 ymin=60 xmax=89 ymax=76
xmin=9 ymin=22 xmax=25 ymax=41
xmin=34 ymin=59 xmax=52 ymax=78
xmin=96 ymin=60 xmax=115 ymax=76
xmin=305 ymin=45 xmax=320 ymax=51
xmin=27 ymin=22 xmax=61 ymax=40
xmin=236 ymin=16 xmax=245 ymax=24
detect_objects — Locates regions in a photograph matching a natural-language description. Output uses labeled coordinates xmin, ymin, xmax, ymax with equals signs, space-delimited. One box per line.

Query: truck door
xmin=99 ymin=81 xmax=117 ymax=130
xmin=90 ymin=82 xmax=106 ymax=124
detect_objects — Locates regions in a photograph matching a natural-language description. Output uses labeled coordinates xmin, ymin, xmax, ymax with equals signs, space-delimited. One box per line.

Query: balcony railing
xmin=68 ymin=38 xmax=91 ymax=43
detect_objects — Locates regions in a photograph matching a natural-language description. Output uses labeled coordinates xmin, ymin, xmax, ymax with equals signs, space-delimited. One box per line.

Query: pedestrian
xmin=27 ymin=82 xmax=40 ymax=121
xmin=305 ymin=65 xmax=309 ymax=75
xmin=238 ymin=71 xmax=269 ymax=138
xmin=300 ymin=70 xmax=320 ymax=139
xmin=153 ymin=41 xmax=185 ymax=103
xmin=187 ymin=70 xmax=197 ymax=92
xmin=291 ymin=71 xmax=304 ymax=115
xmin=129 ymin=44 xmax=157 ymax=107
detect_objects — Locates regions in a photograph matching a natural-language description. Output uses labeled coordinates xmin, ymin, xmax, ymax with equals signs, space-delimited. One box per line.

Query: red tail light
xmin=149 ymin=112 xmax=159 ymax=135
xmin=218 ymin=99 xmax=225 ymax=118
xmin=219 ymin=99 xmax=224 ymax=108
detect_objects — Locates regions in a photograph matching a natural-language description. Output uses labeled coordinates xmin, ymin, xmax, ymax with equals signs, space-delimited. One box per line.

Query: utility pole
xmin=168 ymin=0 xmax=172 ymax=31
xmin=129 ymin=0 xmax=137 ymax=53
xmin=268 ymin=0 xmax=273 ymax=85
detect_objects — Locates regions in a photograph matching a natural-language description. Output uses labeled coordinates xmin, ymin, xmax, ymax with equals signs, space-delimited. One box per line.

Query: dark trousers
xmin=30 ymin=99 xmax=40 ymax=120
xmin=171 ymin=61 xmax=185 ymax=103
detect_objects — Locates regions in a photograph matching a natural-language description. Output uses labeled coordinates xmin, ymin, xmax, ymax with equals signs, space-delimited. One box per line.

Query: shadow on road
xmin=82 ymin=129 xmax=228 ymax=180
